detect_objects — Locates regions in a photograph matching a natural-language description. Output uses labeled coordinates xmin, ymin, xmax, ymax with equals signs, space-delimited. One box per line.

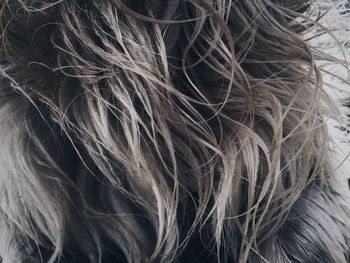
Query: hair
xmin=0 ymin=0 xmax=349 ymax=262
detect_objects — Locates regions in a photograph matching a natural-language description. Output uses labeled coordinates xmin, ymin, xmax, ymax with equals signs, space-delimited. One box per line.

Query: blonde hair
xmin=0 ymin=0 xmax=349 ymax=262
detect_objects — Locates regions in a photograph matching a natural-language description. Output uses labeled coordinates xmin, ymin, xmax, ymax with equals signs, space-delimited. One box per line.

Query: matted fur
xmin=0 ymin=0 xmax=349 ymax=262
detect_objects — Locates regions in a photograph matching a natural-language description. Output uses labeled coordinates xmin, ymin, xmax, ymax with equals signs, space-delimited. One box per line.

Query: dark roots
xmin=0 ymin=0 xmax=349 ymax=262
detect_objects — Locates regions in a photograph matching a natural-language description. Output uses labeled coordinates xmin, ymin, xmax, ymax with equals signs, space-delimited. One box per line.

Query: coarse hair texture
xmin=0 ymin=0 xmax=349 ymax=262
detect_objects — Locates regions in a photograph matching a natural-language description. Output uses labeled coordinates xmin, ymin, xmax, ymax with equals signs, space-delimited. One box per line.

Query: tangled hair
xmin=0 ymin=0 xmax=349 ymax=262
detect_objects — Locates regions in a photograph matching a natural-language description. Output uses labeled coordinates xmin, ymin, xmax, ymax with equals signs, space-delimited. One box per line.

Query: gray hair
xmin=0 ymin=0 xmax=349 ymax=262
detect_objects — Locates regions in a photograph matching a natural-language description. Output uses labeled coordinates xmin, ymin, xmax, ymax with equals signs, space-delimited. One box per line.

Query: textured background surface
xmin=315 ymin=0 xmax=350 ymax=192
